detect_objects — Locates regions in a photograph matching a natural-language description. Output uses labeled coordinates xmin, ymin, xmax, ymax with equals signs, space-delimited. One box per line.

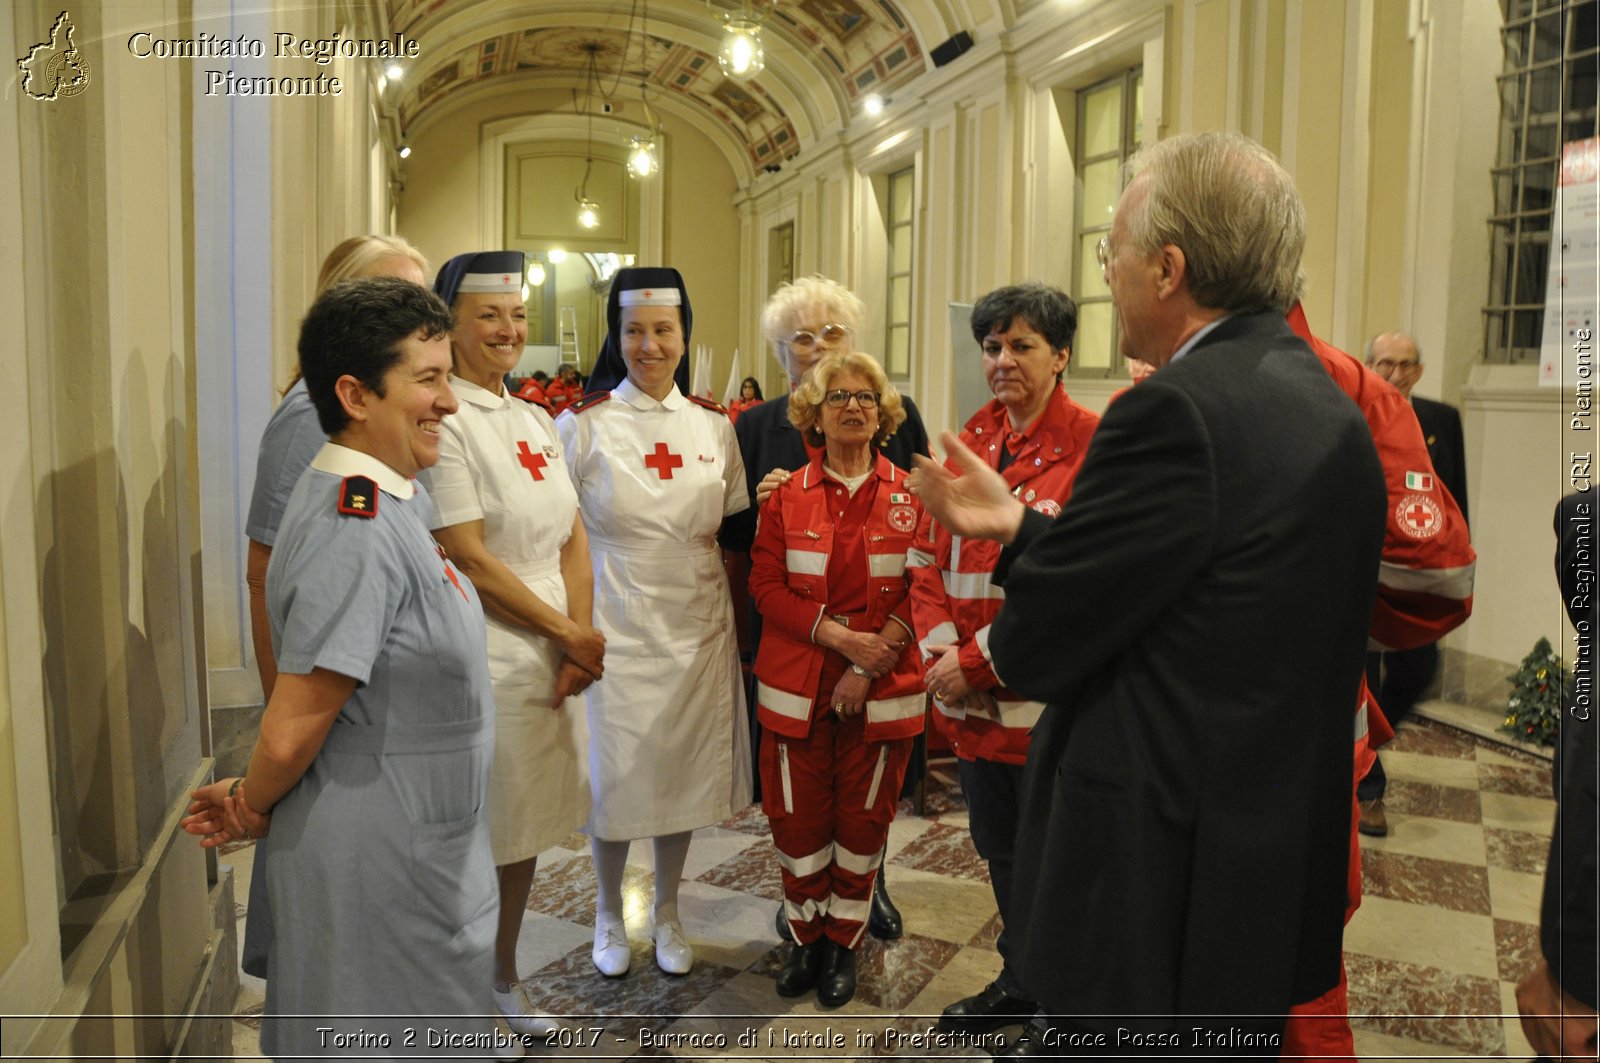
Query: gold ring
xmin=933 ymin=690 xmax=946 ymax=700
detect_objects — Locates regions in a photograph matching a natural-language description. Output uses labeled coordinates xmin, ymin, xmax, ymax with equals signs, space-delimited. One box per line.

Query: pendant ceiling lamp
xmin=719 ymin=1 xmax=764 ymax=80
xmin=575 ymin=44 xmax=603 ymax=230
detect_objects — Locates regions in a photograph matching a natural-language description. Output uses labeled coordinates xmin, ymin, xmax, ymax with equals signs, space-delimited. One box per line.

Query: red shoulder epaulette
xmin=687 ymin=394 xmax=727 ymax=415
xmin=337 ymin=475 xmax=378 ymax=518
xmin=515 ymin=394 xmax=554 ymax=415
xmin=567 ymin=391 xmax=612 ymax=414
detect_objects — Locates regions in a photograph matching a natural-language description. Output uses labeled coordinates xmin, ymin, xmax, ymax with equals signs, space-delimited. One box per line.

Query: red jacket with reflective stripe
xmin=1289 ymin=306 xmax=1476 ymax=656
xmin=750 ymin=454 xmax=925 ymax=742
xmin=906 ymin=387 xmax=1100 ymax=764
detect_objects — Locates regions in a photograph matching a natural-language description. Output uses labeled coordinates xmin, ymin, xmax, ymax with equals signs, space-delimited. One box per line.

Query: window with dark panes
xmin=885 ymin=167 xmax=914 ymax=380
xmin=1485 ymin=0 xmax=1598 ymax=363
xmin=1072 ymin=67 xmax=1143 ymax=375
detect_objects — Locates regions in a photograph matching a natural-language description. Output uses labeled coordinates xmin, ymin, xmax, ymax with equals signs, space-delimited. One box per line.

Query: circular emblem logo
xmin=1032 ymin=498 xmax=1061 ymax=517
xmin=46 ymin=50 xmax=91 ymax=98
xmin=888 ymin=504 xmax=917 ymax=532
xmin=1396 ymin=494 xmax=1444 ymax=539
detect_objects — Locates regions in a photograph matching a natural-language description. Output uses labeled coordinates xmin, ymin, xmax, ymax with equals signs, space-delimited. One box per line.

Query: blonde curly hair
xmin=788 ymin=351 xmax=905 ymax=448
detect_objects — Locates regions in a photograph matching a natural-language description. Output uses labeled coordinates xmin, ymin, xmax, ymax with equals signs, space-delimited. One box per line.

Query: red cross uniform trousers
xmin=749 ymin=454 xmax=925 ymax=948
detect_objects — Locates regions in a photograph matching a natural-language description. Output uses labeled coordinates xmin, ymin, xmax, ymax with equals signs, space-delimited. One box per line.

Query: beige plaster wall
xmin=398 ymin=88 xmax=743 ymax=390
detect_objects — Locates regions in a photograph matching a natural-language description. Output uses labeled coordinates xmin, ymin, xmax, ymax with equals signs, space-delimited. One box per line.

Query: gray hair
xmin=1124 ymin=132 xmax=1306 ymax=313
xmin=761 ymin=275 xmax=866 ymax=350
xmin=1364 ymin=331 xmax=1422 ymax=363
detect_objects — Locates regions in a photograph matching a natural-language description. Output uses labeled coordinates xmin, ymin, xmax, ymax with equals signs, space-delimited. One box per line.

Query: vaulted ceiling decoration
xmin=402 ymin=27 xmax=802 ymax=168
xmin=385 ymin=0 xmax=931 ymax=172
xmin=767 ymin=1 xmax=922 ymax=101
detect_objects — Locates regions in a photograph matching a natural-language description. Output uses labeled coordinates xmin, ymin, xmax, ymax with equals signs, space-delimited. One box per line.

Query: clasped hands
xmin=555 ymin=622 xmax=606 ymax=701
xmin=180 ymin=777 xmax=270 ymax=849
xmin=827 ymin=630 xmax=899 ymax=718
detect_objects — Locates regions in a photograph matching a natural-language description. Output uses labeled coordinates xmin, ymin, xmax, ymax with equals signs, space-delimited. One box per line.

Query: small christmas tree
xmin=1501 ymin=637 xmax=1568 ymax=748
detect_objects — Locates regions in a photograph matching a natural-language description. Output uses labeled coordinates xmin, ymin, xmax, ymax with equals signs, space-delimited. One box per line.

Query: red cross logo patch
xmin=644 ymin=442 xmax=683 ymax=479
xmin=1396 ymin=493 xmax=1444 ymax=539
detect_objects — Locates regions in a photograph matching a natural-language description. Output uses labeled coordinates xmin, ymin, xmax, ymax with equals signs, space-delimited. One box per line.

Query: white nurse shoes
xmin=651 ymin=912 xmax=694 ymax=976
xmin=492 ymin=984 xmax=560 ymax=1037
xmin=592 ymin=913 xmax=631 ymax=977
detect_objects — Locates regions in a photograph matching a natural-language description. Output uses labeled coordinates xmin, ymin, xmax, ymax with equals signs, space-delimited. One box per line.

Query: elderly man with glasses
xmin=1356 ymin=330 xmax=1469 ymax=836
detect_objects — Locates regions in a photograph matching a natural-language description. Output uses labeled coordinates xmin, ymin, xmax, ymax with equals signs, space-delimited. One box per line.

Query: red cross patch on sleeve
xmin=338 ymin=475 xmax=378 ymax=518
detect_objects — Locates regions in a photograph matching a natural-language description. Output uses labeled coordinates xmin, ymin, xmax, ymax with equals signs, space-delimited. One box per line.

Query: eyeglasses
xmin=1371 ymin=359 xmax=1420 ymax=374
xmin=823 ymin=388 xmax=879 ymax=409
xmin=786 ymin=323 xmax=851 ymax=351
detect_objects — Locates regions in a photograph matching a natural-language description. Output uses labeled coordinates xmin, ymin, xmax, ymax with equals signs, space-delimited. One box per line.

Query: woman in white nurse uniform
xmin=417 ymin=251 xmax=604 ymax=1035
xmin=557 ymin=267 xmax=751 ymax=978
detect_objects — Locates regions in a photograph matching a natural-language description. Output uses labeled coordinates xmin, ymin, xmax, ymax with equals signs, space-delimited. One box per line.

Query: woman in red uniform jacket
xmin=749 ymin=351 xmax=923 ymax=1008
xmin=906 ymin=283 xmax=1100 ymax=1034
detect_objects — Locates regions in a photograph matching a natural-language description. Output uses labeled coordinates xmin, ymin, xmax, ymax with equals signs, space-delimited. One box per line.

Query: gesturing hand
xmin=907 ymin=432 xmax=1027 ymax=544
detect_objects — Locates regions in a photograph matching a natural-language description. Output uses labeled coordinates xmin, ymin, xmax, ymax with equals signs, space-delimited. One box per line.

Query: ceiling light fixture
xmin=575 ymin=44 xmax=603 ymax=230
xmin=863 ymin=93 xmax=887 ymax=116
xmin=528 ymin=259 xmax=546 ymax=286
xmin=627 ymin=0 xmax=662 ymax=178
xmin=548 ymin=248 xmax=568 ymax=264
xmin=719 ymin=2 xmax=764 ymax=80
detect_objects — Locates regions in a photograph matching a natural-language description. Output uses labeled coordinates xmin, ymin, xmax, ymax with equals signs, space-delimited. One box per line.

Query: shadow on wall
xmin=37 ymin=346 xmax=200 ymax=948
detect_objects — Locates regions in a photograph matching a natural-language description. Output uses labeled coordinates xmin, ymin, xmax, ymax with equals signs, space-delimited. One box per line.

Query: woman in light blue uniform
xmin=237 ymin=235 xmax=431 ymax=984
xmin=184 ymin=277 xmax=503 ymax=1059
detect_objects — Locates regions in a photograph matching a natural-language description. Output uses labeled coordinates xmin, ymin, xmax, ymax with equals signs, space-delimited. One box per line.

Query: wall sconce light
xmin=398 ymin=142 xmax=412 ymax=159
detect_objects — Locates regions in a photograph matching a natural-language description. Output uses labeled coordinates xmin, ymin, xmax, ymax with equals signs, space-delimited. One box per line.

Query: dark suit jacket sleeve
xmin=1547 ymin=490 xmax=1599 ymax=1007
xmin=1418 ymin=397 xmax=1469 ymax=526
xmin=888 ymin=396 xmax=932 ymax=468
xmin=719 ymin=399 xmax=776 ymax=553
xmin=988 ymin=380 xmax=1215 ymax=704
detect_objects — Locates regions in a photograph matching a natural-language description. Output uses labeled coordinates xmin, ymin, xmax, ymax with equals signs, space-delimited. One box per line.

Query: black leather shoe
xmin=995 ymin=1021 xmax=1051 ymax=1058
xmin=774 ymin=904 xmax=793 ymax=942
xmin=815 ymin=941 xmax=856 ymax=1007
xmin=937 ymin=980 xmax=1038 ymax=1034
xmin=867 ymin=873 xmax=903 ymax=940
xmin=774 ymin=940 xmax=825 ymax=997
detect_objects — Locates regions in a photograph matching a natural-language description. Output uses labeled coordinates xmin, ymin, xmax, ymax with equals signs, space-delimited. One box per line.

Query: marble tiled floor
xmin=221 ymin=716 xmax=1557 ymax=1060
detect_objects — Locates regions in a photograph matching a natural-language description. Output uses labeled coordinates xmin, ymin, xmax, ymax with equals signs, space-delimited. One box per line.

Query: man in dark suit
xmin=1358 ymin=330 xmax=1469 ymax=835
xmin=909 ymin=131 xmax=1387 ymax=1054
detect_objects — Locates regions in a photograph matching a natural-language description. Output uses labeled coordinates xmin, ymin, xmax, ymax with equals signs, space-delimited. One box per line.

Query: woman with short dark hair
xmin=183 ymin=277 xmax=501 ymax=1057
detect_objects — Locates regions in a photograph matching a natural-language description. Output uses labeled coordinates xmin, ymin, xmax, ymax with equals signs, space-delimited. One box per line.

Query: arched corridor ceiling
xmin=382 ymin=0 xmax=997 ymax=172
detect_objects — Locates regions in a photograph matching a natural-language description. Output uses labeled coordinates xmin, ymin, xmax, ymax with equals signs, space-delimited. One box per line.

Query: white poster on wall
xmin=1539 ymin=138 xmax=1599 ymax=387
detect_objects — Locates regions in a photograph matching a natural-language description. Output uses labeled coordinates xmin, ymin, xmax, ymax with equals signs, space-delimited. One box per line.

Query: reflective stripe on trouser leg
xmin=762 ymin=728 xmax=837 ymax=945
xmin=826 ymin=731 xmax=913 ymax=949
